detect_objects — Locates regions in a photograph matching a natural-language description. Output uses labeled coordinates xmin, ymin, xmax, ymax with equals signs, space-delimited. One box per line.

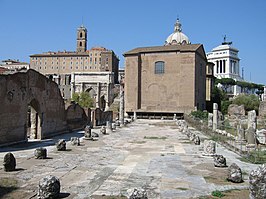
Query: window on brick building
xmin=155 ymin=61 xmax=165 ymax=74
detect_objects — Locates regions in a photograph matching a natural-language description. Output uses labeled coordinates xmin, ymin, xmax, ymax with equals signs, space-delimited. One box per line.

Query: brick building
xmin=30 ymin=25 xmax=119 ymax=103
xmin=124 ymin=19 xmax=209 ymax=118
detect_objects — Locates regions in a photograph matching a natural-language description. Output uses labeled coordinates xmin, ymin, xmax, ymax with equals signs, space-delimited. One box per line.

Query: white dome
xmin=165 ymin=19 xmax=190 ymax=46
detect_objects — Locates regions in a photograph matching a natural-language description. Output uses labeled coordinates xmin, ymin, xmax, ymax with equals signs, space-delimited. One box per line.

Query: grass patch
xmin=0 ymin=177 xmax=17 ymax=188
xmin=239 ymin=150 xmax=266 ymax=164
xmin=180 ymin=141 xmax=193 ymax=144
xmin=204 ymin=176 xmax=216 ymax=181
xmin=144 ymin=136 xmax=167 ymax=140
xmin=176 ymin=187 xmax=188 ymax=191
xmin=129 ymin=141 xmax=146 ymax=144
xmin=0 ymin=177 xmax=18 ymax=198
xmin=211 ymin=190 xmax=225 ymax=198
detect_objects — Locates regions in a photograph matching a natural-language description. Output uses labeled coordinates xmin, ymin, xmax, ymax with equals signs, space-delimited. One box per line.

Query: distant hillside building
xmin=207 ymin=39 xmax=243 ymax=95
xmin=30 ymin=25 xmax=119 ymax=110
xmin=124 ymin=19 xmax=209 ymax=117
xmin=0 ymin=59 xmax=29 ymax=71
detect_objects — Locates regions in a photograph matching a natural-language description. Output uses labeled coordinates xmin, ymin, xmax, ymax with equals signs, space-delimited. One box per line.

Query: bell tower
xmin=76 ymin=25 xmax=87 ymax=52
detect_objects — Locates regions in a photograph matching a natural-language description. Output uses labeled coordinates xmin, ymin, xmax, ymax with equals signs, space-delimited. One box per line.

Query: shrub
xmin=71 ymin=92 xmax=94 ymax=108
xmin=211 ymin=190 xmax=225 ymax=198
xmin=189 ymin=110 xmax=208 ymax=121
xmin=232 ymin=94 xmax=260 ymax=113
xmin=221 ymin=100 xmax=232 ymax=115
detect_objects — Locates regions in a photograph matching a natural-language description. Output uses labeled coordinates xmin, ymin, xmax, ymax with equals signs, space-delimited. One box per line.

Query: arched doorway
xmin=100 ymin=95 xmax=106 ymax=111
xmin=85 ymin=87 xmax=96 ymax=107
xmin=27 ymin=99 xmax=42 ymax=139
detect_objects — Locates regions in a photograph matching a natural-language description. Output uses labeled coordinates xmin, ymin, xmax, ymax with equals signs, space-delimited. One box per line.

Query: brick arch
xmin=0 ymin=69 xmax=67 ymax=145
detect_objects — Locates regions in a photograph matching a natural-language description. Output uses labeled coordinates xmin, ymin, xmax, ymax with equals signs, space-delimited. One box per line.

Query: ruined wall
xmin=0 ymin=70 xmax=67 ymax=145
xmin=66 ymin=102 xmax=88 ymax=130
xmin=259 ymin=101 xmax=266 ymax=117
xmin=92 ymin=108 xmax=113 ymax=126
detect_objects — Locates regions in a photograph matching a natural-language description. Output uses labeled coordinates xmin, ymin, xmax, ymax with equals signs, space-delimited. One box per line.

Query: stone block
xmin=214 ymin=155 xmax=226 ymax=167
xmin=3 ymin=152 xmax=16 ymax=172
xmin=34 ymin=148 xmax=47 ymax=159
xmin=227 ymin=163 xmax=243 ymax=183
xmin=56 ymin=139 xmax=66 ymax=151
xmin=38 ymin=175 xmax=60 ymax=199
xmin=249 ymin=164 xmax=266 ymax=199
xmin=70 ymin=137 xmax=80 ymax=146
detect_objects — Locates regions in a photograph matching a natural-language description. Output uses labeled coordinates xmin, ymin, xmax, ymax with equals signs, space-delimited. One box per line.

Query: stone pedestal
xmin=237 ymin=124 xmax=246 ymax=141
xmin=106 ymin=121 xmax=112 ymax=134
xmin=248 ymin=110 xmax=257 ymax=130
xmin=246 ymin=127 xmax=256 ymax=145
xmin=203 ymin=140 xmax=216 ymax=156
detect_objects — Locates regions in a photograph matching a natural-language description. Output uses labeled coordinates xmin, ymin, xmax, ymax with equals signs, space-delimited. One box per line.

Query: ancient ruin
xmin=84 ymin=125 xmax=92 ymax=139
xmin=203 ymin=140 xmax=216 ymax=156
xmin=129 ymin=188 xmax=148 ymax=199
xmin=34 ymin=148 xmax=47 ymax=159
xmin=38 ymin=175 xmax=60 ymax=199
xmin=213 ymin=155 xmax=227 ymax=167
xmin=70 ymin=137 xmax=80 ymax=146
xmin=65 ymin=102 xmax=88 ymax=130
xmin=249 ymin=164 xmax=266 ymax=199
xmin=100 ymin=126 xmax=106 ymax=134
xmin=0 ymin=70 xmax=67 ymax=145
xmin=227 ymin=163 xmax=243 ymax=183
xmin=194 ymin=135 xmax=200 ymax=145
xmin=56 ymin=139 xmax=66 ymax=151
xmin=3 ymin=152 xmax=16 ymax=172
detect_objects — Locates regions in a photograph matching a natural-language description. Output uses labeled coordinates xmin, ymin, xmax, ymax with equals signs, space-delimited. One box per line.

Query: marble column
xmin=213 ymin=103 xmax=218 ymax=131
xmin=96 ymin=83 xmax=100 ymax=108
xmin=105 ymin=83 xmax=110 ymax=111
xmin=30 ymin=107 xmax=37 ymax=139
xmin=119 ymin=84 xmax=124 ymax=125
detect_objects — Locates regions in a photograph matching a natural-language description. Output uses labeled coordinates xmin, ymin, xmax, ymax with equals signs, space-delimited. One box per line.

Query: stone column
xmin=81 ymin=83 xmax=84 ymax=93
xmin=134 ymin=111 xmax=137 ymax=120
xmin=105 ymin=83 xmax=110 ymax=111
xmin=203 ymin=140 xmax=216 ymax=156
xmin=96 ymin=83 xmax=100 ymax=108
xmin=212 ymin=103 xmax=218 ymax=131
xmin=30 ymin=107 xmax=37 ymax=139
xmin=106 ymin=121 xmax=112 ymax=134
xmin=208 ymin=113 xmax=213 ymax=128
xmin=248 ymin=110 xmax=257 ymax=130
xmin=119 ymin=84 xmax=124 ymax=125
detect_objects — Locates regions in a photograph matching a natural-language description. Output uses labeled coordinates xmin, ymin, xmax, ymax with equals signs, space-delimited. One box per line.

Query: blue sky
xmin=1 ymin=0 xmax=266 ymax=85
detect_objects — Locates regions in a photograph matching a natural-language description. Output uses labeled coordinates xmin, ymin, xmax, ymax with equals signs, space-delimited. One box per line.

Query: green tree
xmin=71 ymin=92 xmax=94 ymax=108
xmin=216 ymin=78 xmax=236 ymax=93
xmin=232 ymin=94 xmax=260 ymax=113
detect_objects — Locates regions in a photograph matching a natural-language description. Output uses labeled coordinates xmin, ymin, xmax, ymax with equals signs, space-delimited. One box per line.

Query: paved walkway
xmin=0 ymin=120 xmax=259 ymax=198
